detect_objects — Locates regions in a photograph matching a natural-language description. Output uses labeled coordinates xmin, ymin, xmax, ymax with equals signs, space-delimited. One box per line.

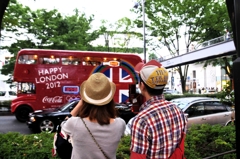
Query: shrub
xmin=165 ymin=93 xmax=218 ymax=101
xmin=0 ymin=132 xmax=55 ymax=159
xmin=185 ymin=124 xmax=236 ymax=159
xmin=0 ymin=124 xmax=236 ymax=159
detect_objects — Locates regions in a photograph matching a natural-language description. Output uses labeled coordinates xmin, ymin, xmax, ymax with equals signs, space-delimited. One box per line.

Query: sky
xmin=18 ymin=0 xmax=137 ymax=26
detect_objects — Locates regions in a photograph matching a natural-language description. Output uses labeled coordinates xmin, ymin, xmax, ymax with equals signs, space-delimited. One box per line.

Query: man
xmin=130 ymin=60 xmax=187 ymax=159
xmin=225 ymin=29 xmax=231 ymax=41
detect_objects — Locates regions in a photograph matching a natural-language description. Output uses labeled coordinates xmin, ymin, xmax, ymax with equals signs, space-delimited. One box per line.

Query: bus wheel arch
xmin=15 ymin=105 xmax=33 ymax=122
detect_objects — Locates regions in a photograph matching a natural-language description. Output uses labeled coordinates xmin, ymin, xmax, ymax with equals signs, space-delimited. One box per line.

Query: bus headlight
xmin=30 ymin=117 xmax=36 ymax=122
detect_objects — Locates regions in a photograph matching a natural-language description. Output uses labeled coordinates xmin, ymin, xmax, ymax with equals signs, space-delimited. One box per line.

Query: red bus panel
xmin=11 ymin=49 xmax=143 ymax=122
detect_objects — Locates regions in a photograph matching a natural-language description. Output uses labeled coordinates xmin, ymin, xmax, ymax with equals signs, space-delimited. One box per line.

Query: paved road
xmin=0 ymin=114 xmax=32 ymax=134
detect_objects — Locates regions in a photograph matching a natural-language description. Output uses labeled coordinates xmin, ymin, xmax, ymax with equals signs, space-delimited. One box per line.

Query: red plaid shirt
xmin=130 ymin=95 xmax=187 ymax=159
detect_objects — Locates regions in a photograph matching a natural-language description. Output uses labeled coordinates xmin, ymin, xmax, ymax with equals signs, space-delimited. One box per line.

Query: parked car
xmin=0 ymin=90 xmax=17 ymax=112
xmin=26 ymin=99 xmax=135 ymax=133
xmin=171 ymin=97 xmax=235 ymax=129
xmin=0 ymin=90 xmax=17 ymax=101
xmin=125 ymin=97 xmax=235 ymax=135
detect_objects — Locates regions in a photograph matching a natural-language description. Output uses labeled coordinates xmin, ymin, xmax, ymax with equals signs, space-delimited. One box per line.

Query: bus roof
xmin=18 ymin=49 xmax=143 ymax=59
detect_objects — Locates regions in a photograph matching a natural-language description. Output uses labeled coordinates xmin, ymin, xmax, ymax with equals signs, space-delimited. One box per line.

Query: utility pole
xmin=142 ymin=0 xmax=146 ymax=63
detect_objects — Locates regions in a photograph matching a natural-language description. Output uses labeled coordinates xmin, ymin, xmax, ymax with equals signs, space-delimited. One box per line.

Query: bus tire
xmin=15 ymin=106 xmax=33 ymax=122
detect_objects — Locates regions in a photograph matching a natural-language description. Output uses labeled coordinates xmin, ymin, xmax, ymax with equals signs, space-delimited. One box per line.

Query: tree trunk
xmin=181 ymin=76 xmax=186 ymax=93
xmin=178 ymin=65 xmax=189 ymax=93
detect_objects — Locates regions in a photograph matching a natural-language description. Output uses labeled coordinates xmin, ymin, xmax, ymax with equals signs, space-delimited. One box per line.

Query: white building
xmin=166 ymin=63 xmax=229 ymax=93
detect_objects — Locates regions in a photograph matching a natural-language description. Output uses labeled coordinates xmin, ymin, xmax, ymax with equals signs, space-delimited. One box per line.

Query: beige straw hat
xmin=80 ymin=73 xmax=116 ymax=106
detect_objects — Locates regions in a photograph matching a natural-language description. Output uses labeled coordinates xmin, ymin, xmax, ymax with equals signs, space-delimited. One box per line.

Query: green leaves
xmin=1 ymin=3 xmax=102 ymax=74
xmin=185 ymin=124 xmax=236 ymax=159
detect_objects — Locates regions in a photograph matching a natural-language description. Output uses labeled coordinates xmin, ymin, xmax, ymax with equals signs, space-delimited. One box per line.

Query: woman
xmin=61 ymin=73 xmax=126 ymax=159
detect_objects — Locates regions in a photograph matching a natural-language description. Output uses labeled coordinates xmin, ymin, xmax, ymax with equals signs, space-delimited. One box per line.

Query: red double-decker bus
xmin=11 ymin=49 xmax=143 ymax=122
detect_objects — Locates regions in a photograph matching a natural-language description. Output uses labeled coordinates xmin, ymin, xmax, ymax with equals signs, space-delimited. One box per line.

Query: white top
xmin=62 ymin=117 xmax=126 ymax=159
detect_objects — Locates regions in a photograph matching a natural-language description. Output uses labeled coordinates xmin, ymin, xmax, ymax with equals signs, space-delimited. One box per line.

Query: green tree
xmin=1 ymin=0 xmax=31 ymax=41
xmin=132 ymin=0 xmax=230 ymax=93
xmin=1 ymin=7 xmax=102 ymax=75
xmin=0 ymin=0 xmax=10 ymax=38
xmin=98 ymin=18 xmax=142 ymax=53
xmin=149 ymin=53 xmax=158 ymax=60
xmin=1 ymin=0 xmax=33 ymax=75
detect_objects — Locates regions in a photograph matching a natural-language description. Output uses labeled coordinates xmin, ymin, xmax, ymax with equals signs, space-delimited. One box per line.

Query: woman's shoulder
xmin=65 ymin=116 xmax=82 ymax=124
xmin=68 ymin=116 xmax=80 ymax=120
xmin=115 ymin=117 xmax=126 ymax=126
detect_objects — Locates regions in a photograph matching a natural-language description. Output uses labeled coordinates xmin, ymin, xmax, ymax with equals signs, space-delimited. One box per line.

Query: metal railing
xmin=159 ymin=34 xmax=233 ymax=62
xmin=202 ymin=149 xmax=236 ymax=159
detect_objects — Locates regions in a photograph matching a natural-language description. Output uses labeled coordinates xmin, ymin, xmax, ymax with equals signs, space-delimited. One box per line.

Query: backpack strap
xmin=52 ymin=132 xmax=58 ymax=157
xmin=80 ymin=118 xmax=109 ymax=159
xmin=169 ymin=131 xmax=186 ymax=159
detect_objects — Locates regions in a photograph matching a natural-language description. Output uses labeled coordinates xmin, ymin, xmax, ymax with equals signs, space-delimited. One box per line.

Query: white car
xmin=171 ymin=97 xmax=234 ymax=129
xmin=125 ymin=97 xmax=234 ymax=135
xmin=0 ymin=90 xmax=17 ymax=101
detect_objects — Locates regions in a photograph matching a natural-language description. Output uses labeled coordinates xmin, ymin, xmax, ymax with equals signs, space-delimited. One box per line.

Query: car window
xmin=185 ymin=102 xmax=204 ymax=117
xmin=60 ymin=100 xmax=79 ymax=112
xmin=9 ymin=91 xmax=17 ymax=96
xmin=172 ymin=102 xmax=187 ymax=109
xmin=0 ymin=91 xmax=6 ymax=96
xmin=204 ymin=101 xmax=228 ymax=114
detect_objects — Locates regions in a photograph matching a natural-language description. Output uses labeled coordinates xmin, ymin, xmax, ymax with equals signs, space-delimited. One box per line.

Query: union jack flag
xmin=102 ymin=67 xmax=133 ymax=103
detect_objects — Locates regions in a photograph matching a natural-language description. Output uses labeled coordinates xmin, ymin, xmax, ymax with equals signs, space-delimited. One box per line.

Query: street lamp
xmin=134 ymin=0 xmax=146 ymax=63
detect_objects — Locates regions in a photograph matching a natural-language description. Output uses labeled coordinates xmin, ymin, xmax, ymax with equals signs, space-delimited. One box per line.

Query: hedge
xmin=0 ymin=124 xmax=235 ymax=159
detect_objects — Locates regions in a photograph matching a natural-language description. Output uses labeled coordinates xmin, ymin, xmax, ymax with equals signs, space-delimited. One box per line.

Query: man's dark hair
xmin=139 ymin=75 xmax=164 ymax=96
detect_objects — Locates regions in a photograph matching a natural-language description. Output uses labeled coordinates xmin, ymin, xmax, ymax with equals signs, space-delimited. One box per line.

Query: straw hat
xmin=80 ymin=73 xmax=116 ymax=106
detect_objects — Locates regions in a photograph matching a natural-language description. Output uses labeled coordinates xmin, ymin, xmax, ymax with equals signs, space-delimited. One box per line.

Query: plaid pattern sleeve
xmin=130 ymin=95 xmax=187 ymax=159
xmin=131 ymin=116 xmax=149 ymax=154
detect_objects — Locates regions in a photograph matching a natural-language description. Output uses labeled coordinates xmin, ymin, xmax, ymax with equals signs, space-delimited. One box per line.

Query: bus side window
xmin=39 ymin=57 xmax=44 ymax=64
xmin=40 ymin=57 xmax=60 ymax=64
xmin=18 ymin=55 xmax=37 ymax=64
xmin=82 ymin=57 xmax=102 ymax=66
xmin=91 ymin=61 xmax=102 ymax=66
xmin=39 ymin=58 xmax=49 ymax=64
xmin=62 ymin=57 xmax=80 ymax=65
xmin=82 ymin=61 xmax=92 ymax=66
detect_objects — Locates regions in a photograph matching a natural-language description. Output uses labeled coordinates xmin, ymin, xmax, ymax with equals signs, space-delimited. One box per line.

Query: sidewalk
xmin=0 ymin=107 xmax=12 ymax=116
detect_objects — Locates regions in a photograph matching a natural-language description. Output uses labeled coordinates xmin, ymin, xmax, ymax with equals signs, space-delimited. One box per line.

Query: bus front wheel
xmin=15 ymin=106 xmax=33 ymax=122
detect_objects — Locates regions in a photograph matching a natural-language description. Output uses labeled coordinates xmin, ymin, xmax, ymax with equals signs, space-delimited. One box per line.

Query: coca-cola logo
xmin=42 ymin=96 xmax=63 ymax=103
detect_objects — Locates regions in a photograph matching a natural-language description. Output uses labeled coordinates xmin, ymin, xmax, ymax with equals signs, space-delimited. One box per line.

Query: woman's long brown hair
xmin=78 ymin=99 xmax=117 ymax=125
